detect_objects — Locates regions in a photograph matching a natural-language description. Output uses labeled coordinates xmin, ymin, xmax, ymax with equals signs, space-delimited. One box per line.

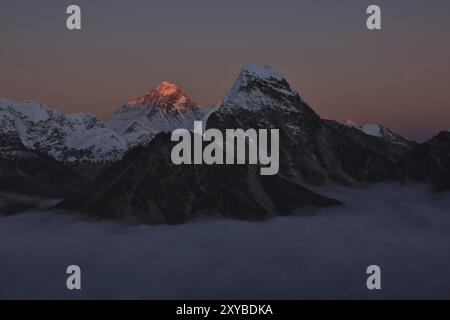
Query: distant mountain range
xmin=1 ymin=63 xmax=449 ymax=222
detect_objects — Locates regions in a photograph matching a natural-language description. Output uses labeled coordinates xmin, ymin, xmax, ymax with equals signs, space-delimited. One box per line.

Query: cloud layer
xmin=0 ymin=184 xmax=449 ymax=299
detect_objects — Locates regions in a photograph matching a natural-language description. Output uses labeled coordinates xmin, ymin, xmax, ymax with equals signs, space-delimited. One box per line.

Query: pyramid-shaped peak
xmin=126 ymin=81 xmax=197 ymax=111
xmin=219 ymin=63 xmax=310 ymax=114
xmin=154 ymin=81 xmax=182 ymax=95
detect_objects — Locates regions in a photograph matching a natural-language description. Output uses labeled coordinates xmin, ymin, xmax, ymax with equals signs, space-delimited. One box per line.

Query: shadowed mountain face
xmin=59 ymin=133 xmax=340 ymax=225
xmin=403 ymin=131 xmax=450 ymax=191
xmin=0 ymin=133 xmax=88 ymax=198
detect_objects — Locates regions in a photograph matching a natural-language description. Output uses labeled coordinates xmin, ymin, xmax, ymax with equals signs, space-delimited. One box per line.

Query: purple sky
xmin=1 ymin=0 xmax=449 ymax=141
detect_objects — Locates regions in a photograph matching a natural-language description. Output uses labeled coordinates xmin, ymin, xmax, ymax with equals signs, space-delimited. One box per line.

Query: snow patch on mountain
xmin=342 ymin=120 xmax=412 ymax=145
xmin=359 ymin=124 xmax=384 ymax=137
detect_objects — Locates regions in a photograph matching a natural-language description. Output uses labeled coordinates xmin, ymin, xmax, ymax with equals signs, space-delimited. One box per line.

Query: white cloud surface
xmin=0 ymin=184 xmax=449 ymax=299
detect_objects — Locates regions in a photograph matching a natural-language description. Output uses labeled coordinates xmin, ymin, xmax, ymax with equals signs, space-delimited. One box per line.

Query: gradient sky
xmin=1 ymin=0 xmax=449 ymax=141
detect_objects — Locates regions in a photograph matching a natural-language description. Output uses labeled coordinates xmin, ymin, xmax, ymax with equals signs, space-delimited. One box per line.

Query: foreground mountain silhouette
xmin=0 ymin=131 xmax=87 ymax=200
xmin=403 ymin=130 xmax=450 ymax=190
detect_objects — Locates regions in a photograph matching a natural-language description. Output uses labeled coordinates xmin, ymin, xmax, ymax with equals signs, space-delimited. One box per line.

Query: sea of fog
xmin=0 ymin=184 xmax=449 ymax=299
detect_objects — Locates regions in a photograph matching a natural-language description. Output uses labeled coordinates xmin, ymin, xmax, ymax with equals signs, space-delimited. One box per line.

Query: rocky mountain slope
xmin=402 ymin=131 xmax=450 ymax=191
xmin=0 ymin=131 xmax=88 ymax=198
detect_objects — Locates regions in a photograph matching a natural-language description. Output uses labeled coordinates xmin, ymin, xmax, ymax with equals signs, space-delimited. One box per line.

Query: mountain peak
xmin=219 ymin=63 xmax=302 ymax=113
xmin=126 ymin=81 xmax=197 ymax=111
xmin=108 ymin=82 xmax=212 ymax=148
xmin=154 ymin=81 xmax=182 ymax=96
xmin=240 ymin=63 xmax=284 ymax=81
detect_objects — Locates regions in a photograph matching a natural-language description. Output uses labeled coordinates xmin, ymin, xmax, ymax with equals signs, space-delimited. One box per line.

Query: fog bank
xmin=0 ymin=184 xmax=449 ymax=299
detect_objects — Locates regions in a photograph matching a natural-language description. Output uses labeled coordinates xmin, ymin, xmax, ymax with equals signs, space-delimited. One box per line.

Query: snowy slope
xmin=359 ymin=124 xmax=385 ymax=137
xmin=106 ymin=82 xmax=214 ymax=148
xmin=358 ymin=124 xmax=412 ymax=145
xmin=0 ymin=98 xmax=127 ymax=163
xmin=343 ymin=119 xmax=412 ymax=146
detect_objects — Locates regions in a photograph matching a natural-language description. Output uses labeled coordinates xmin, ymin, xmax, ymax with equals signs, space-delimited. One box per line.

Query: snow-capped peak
xmin=220 ymin=63 xmax=301 ymax=113
xmin=155 ymin=81 xmax=180 ymax=94
xmin=241 ymin=63 xmax=285 ymax=81
xmin=106 ymin=82 xmax=213 ymax=148
xmin=125 ymin=81 xmax=197 ymax=113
